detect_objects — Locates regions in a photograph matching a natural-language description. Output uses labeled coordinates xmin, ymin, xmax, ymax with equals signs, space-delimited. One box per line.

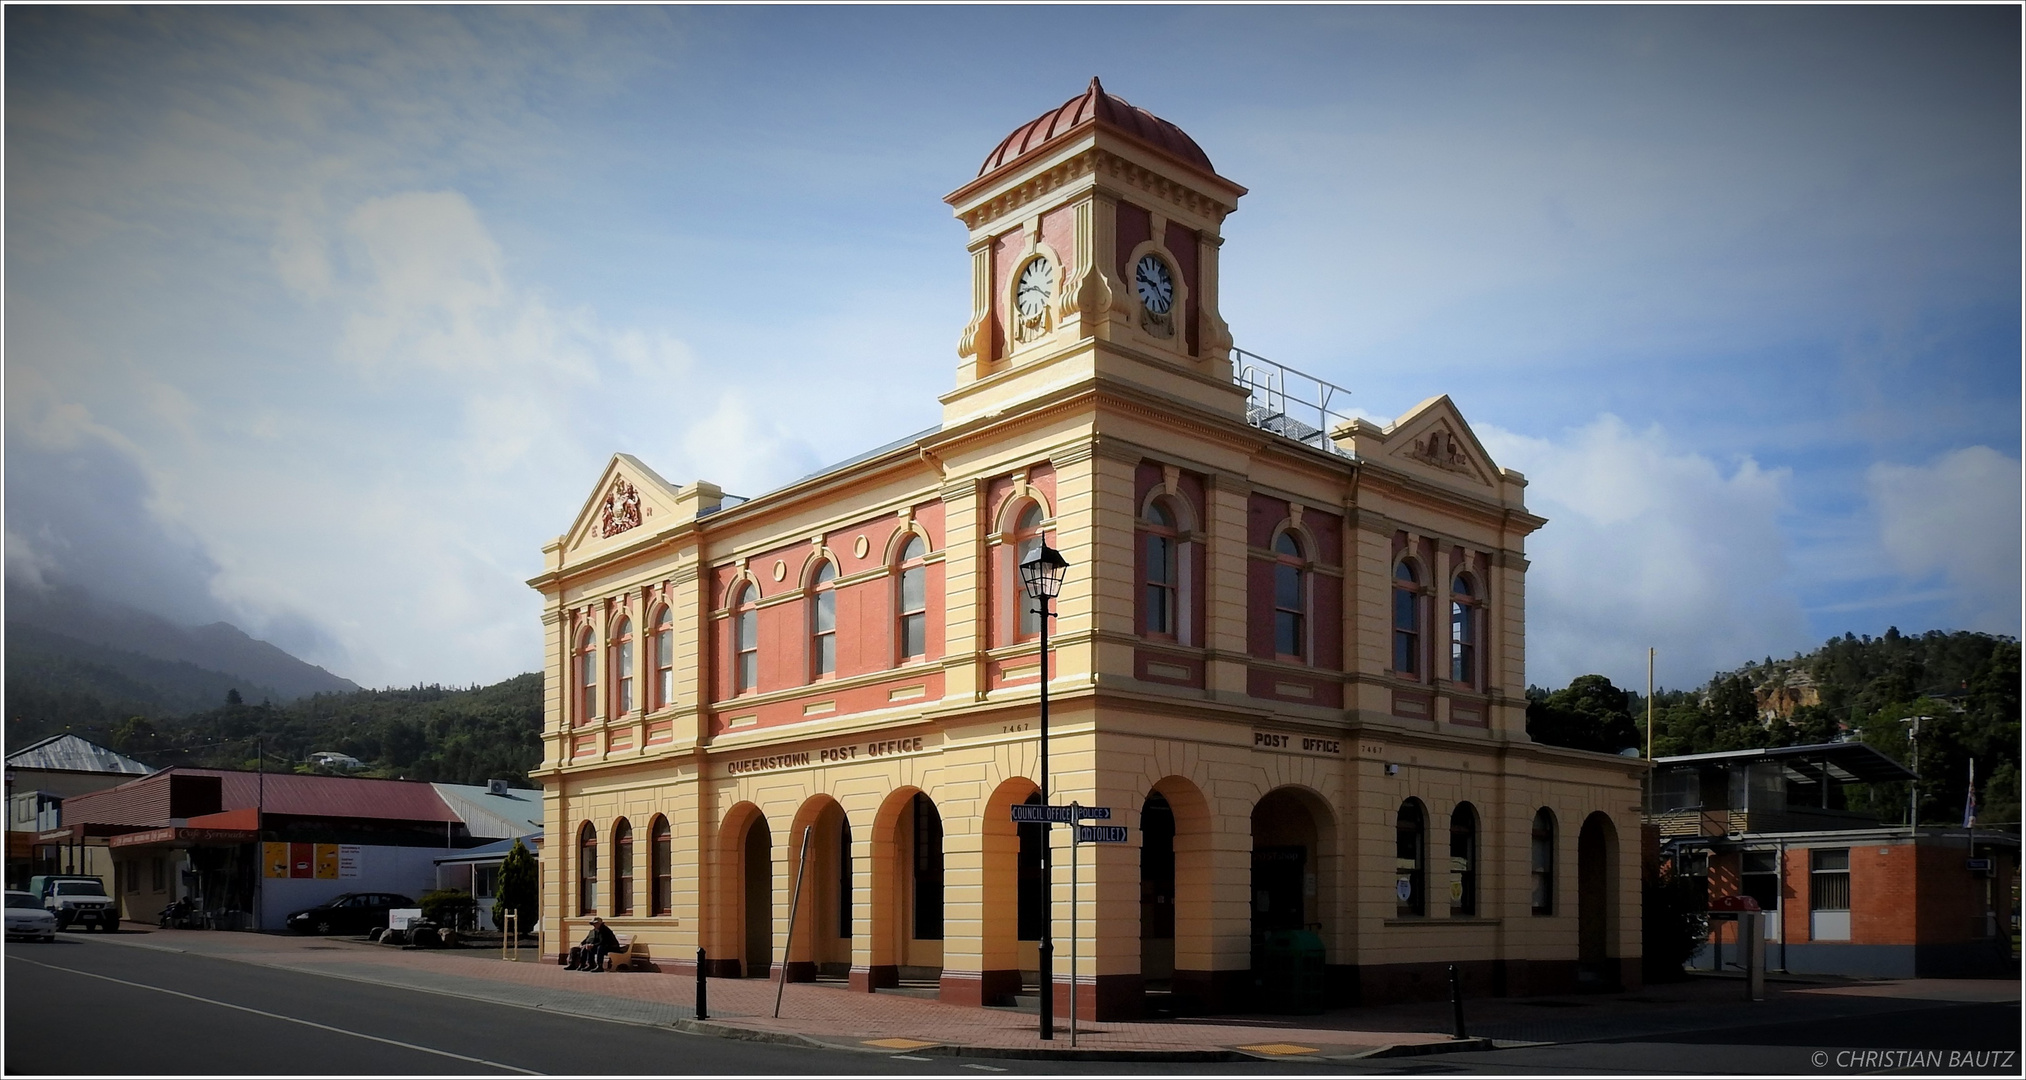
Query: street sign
xmin=1009 ymin=804 xmax=1113 ymax=823
xmin=1076 ymin=825 xmax=1129 ymax=843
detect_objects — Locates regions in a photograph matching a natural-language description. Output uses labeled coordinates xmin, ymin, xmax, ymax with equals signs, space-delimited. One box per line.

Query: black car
xmin=285 ymin=892 xmax=416 ymax=935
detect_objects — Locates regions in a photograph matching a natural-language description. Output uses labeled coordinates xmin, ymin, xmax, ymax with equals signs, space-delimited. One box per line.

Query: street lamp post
xmin=1019 ymin=543 xmax=1069 ymax=1042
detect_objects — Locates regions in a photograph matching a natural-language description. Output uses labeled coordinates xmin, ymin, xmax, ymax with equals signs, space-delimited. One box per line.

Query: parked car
xmin=6 ymin=891 xmax=59 ymax=941
xmin=40 ymin=878 xmax=118 ymax=931
xmin=285 ymin=892 xmax=416 ymax=935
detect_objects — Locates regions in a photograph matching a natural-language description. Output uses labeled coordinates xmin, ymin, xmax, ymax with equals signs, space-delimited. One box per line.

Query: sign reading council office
xmin=724 ymin=736 xmax=927 ymax=777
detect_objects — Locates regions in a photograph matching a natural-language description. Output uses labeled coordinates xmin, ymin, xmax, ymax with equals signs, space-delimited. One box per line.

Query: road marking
xmin=13 ymin=957 xmax=541 ymax=1075
xmin=864 ymin=1037 xmax=939 ymax=1050
xmin=961 ymin=1064 xmax=1007 ymax=1072
xmin=1238 ymin=1042 xmax=1321 ymax=1055
xmin=890 ymin=1054 xmax=933 ymax=1061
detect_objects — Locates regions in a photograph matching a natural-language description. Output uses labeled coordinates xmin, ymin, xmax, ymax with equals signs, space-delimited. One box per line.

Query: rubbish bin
xmin=1254 ymin=929 xmax=1326 ymax=1013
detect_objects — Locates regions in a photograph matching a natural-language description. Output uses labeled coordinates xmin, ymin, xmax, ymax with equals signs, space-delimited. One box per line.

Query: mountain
xmin=5 ymin=580 xmax=356 ymax=700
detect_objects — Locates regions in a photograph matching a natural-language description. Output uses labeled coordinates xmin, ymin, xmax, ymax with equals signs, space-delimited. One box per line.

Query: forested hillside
xmin=1527 ymin=629 xmax=2020 ymax=828
xmin=7 ymin=674 xmax=545 ymax=786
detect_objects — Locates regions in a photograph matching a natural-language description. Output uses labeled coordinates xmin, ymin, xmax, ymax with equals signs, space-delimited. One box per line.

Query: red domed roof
xmin=978 ymin=77 xmax=1214 ymax=178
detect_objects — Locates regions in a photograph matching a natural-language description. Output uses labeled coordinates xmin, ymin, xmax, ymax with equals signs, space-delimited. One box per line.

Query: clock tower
xmin=942 ymin=78 xmax=1249 ymax=428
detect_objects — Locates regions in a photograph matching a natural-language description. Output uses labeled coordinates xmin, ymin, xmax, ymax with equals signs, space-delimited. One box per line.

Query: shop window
xmin=575 ymin=627 xmax=598 ymax=726
xmin=473 ymin=865 xmax=499 ymax=899
xmin=126 ymin=865 xmax=139 ymax=893
xmin=912 ymin=794 xmax=944 ymax=940
xmin=1014 ymin=503 xmax=1046 ymax=639
xmin=1450 ymin=573 xmax=1478 ymax=687
xmin=1530 ymin=808 xmax=1556 ymax=915
xmin=1144 ymin=500 xmax=1179 ymax=637
xmin=732 ymin=584 xmax=758 ymax=694
xmin=898 ymin=536 xmax=927 ymax=661
xmin=578 ymin=823 xmax=598 ymax=916
xmin=1809 ymin=848 xmax=1850 ymax=941
xmin=610 ymin=617 xmax=634 ymax=717
xmin=1273 ymin=531 xmax=1306 ymax=659
xmin=1396 ymin=798 xmax=1427 ymax=917
xmin=810 ymin=561 xmax=837 ymax=678
xmin=651 ymin=606 xmax=674 ymax=711
xmin=651 ymin=817 xmax=672 ymax=916
xmin=1741 ymin=850 xmax=1780 ymax=912
xmin=613 ymin=819 xmax=634 ymax=916
xmin=151 ymin=857 xmax=165 ymax=893
xmin=1450 ymin=803 xmax=1478 ymax=916
xmin=1393 ymin=561 xmax=1421 ymax=677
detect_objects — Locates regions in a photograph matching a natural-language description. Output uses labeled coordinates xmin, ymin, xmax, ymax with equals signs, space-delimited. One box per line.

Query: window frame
xmin=610 ymin=616 xmax=635 ymax=718
xmin=897 ymin=535 xmax=928 ymax=662
xmin=613 ymin=818 xmax=634 ymax=916
xmin=1530 ymin=808 xmax=1556 ymax=915
xmin=809 ymin=560 xmax=838 ymax=680
xmin=577 ymin=822 xmax=599 ymax=916
xmin=1272 ymin=530 xmax=1308 ymax=662
xmin=1142 ymin=498 xmax=1180 ymax=640
xmin=575 ymin=626 xmax=598 ymax=726
xmin=650 ymin=606 xmax=674 ymax=711
xmin=1012 ymin=503 xmax=1047 ymax=641
xmin=651 ymin=816 xmax=672 ymax=916
xmin=1393 ymin=560 xmax=1423 ymax=679
xmin=1449 ymin=571 xmax=1479 ymax=688
xmin=1449 ymin=802 xmax=1478 ymax=917
xmin=731 ymin=583 xmax=758 ymax=695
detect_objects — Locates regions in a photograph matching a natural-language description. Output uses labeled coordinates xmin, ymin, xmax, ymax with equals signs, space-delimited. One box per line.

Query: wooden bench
xmin=554 ymin=931 xmax=638 ymax=971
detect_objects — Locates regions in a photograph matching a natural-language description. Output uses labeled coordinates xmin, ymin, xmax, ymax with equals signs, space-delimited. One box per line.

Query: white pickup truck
xmin=36 ymin=876 xmax=118 ymax=932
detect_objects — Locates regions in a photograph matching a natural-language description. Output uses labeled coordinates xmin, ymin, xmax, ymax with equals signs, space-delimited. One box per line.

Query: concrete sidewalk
xmin=86 ymin=924 xmax=2021 ymax=1064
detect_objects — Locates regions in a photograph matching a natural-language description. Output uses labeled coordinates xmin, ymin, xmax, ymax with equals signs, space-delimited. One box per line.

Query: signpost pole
xmin=1070 ymin=805 xmax=1079 ymax=1048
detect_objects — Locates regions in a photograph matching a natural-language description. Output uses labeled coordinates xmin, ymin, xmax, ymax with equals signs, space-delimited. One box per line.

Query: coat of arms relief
xmin=600 ymin=478 xmax=642 ymax=537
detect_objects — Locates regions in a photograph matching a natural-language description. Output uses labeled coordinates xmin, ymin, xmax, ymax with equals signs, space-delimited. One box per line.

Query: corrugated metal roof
xmin=431 ymin=783 xmax=545 ymax=838
xmin=6 ymin=734 xmax=154 ymax=775
xmin=434 ymin=832 xmax=541 ymax=865
xmin=62 ymin=767 xmax=457 ymax=826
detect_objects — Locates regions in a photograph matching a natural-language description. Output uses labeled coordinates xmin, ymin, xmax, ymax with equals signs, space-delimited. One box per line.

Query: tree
xmin=1526 ymin=674 xmax=1640 ymax=754
xmin=495 ymin=838 xmax=538 ymax=935
xmin=111 ymin=716 xmax=158 ymax=755
xmin=1644 ymin=856 xmax=1709 ymax=982
xmin=225 ymin=688 xmax=243 ymax=706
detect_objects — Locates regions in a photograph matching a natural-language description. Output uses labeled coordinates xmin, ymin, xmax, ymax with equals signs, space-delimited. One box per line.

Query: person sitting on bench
xmin=567 ymin=917 xmax=621 ymax=972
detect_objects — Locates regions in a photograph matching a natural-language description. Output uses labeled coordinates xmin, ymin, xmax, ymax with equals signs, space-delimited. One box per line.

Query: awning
xmin=1653 ymin=741 xmax=1916 ymax=784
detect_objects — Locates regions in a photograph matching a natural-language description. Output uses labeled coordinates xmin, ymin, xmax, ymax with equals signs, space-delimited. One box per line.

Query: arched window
xmin=574 ymin=627 xmax=597 ymax=726
xmin=1531 ymin=808 xmax=1556 ymax=915
xmin=1450 ymin=573 xmax=1479 ymax=688
xmin=1450 ymin=803 xmax=1478 ymax=917
xmin=898 ymin=536 xmax=928 ymax=661
xmin=1273 ymin=531 xmax=1306 ymax=659
xmin=577 ymin=823 xmax=598 ymax=915
xmin=651 ymin=816 xmax=672 ymax=916
xmin=1014 ymin=503 xmax=1046 ymax=639
xmin=1393 ymin=562 xmax=1422 ymax=678
xmin=731 ymin=584 xmax=758 ymax=694
xmin=651 ymin=607 xmax=674 ymax=711
xmin=1395 ymin=799 xmax=1426 ymax=917
xmin=810 ymin=561 xmax=837 ymax=678
xmin=613 ymin=818 xmax=634 ymax=916
xmin=1144 ymin=499 xmax=1179 ymax=638
xmin=610 ymin=617 xmax=634 ymax=717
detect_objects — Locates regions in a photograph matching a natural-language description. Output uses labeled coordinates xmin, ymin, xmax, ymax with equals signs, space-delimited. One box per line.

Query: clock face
xmin=1016 ymin=257 xmax=1055 ymax=320
xmin=1136 ymin=255 xmax=1174 ymax=315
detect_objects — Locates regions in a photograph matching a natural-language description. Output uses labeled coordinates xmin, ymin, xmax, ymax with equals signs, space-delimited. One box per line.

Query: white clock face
xmin=1016 ymin=257 xmax=1055 ymax=320
xmin=1136 ymin=255 xmax=1174 ymax=315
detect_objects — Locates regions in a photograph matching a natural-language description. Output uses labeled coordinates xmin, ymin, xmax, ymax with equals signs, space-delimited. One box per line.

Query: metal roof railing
xmin=1232 ymin=348 xmax=1355 ymax=457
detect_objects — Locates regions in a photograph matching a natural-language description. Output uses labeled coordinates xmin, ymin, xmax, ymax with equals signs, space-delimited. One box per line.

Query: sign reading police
xmin=1009 ymin=804 xmax=1112 ymax=823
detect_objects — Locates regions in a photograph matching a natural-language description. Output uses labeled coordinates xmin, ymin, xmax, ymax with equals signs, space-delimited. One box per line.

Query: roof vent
xmin=486 ymin=779 xmax=510 ymax=796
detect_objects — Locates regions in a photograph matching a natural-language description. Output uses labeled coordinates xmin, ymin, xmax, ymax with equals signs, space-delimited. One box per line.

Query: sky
xmin=6 ymin=6 xmax=2019 ymax=693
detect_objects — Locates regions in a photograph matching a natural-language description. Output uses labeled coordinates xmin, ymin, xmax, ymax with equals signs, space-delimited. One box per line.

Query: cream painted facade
xmin=530 ymin=82 xmax=1644 ymax=1018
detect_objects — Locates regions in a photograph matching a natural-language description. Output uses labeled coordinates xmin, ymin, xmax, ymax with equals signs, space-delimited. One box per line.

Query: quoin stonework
xmin=530 ymin=78 xmax=1646 ymax=1018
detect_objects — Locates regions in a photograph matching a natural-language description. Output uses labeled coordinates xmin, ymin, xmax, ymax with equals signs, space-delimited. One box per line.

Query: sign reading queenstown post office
xmin=723 ymin=735 xmax=927 ymax=777
xmin=1253 ymin=730 xmax=1343 ymax=756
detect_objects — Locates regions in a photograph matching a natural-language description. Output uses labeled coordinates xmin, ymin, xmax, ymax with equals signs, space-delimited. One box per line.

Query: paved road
xmin=7 ymin=936 xmax=2018 ymax=1076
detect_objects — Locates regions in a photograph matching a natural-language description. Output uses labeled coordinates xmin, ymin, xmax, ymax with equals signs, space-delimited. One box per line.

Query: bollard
xmin=1448 ymin=963 xmax=1468 ymax=1040
xmin=696 ymin=948 xmax=709 ymax=1021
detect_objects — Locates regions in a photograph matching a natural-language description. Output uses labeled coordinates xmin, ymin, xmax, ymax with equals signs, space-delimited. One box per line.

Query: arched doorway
xmin=1578 ymin=811 xmax=1617 ymax=989
xmin=1140 ymin=792 xmax=1176 ymax=991
xmin=784 ymin=797 xmax=853 ymax=983
xmin=869 ymin=787 xmax=945 ymax=987
xmin=743 ymin=813 xmax=773 ymax=978
xmin=1249 ymin=785 xmax=1337 ymax=1009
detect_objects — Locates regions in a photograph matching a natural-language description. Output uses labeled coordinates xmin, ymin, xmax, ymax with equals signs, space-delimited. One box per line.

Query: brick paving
xmin=93 ymin=924 xmax=2020 ymax=1061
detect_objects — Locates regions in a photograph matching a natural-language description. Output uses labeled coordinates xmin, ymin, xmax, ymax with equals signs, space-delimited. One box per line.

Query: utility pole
xmin=1901 ymin=715 xmax=1930 ymax=835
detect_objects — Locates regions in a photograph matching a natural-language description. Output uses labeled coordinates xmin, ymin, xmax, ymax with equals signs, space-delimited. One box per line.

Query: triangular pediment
xmin=562 ymin=454 xmax=684 ymax=557
xmin=1380 ymin=396 xmax=1498 ymax=489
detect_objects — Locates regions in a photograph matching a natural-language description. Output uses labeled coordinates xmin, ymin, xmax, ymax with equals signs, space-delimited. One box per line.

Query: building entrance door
xmin=1251 ymin=846 xmax=1306 ymax=935
xmin=743 ymin=815 xmax=773 ymax=978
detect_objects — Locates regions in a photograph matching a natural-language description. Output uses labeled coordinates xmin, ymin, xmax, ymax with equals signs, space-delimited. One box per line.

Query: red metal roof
xmin=979 ymin=77 xmax=1215 ymax=179
xmin=60 ymin=767 xmax=457 ymax=827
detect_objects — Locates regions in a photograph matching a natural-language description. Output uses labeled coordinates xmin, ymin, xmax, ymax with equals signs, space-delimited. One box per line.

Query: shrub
xmin=495 ymin=838 xmax=538 ymax=934
xmin=419 ymin=889 xmax=478 ymax=930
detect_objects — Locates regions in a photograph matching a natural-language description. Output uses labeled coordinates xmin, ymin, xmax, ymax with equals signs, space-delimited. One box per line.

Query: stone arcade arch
xmin=973 ymin=777 xmax=1043 ymax=1005
xmin=1249 ymin=786 xmax=1338 ymax=974
xmin=1578 ymin=811 xmax=1619 ymax=989
xmin=1139 ymin=775 xmax=1214 ymax=1014
xmin=781 ymin=795 xmax=853 ymax=982
xmin=712 ymin=803 xmax=775 ymax=979
xmin=865 ymin=786 xmax=946 ymax=989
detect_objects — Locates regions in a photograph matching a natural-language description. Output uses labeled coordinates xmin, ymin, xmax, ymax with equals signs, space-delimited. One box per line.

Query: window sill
xmin=1384 ymin=916 xmax=1503 ymax=927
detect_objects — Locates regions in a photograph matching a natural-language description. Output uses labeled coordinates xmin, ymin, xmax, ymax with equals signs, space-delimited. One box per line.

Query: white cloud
xmin=1479 ymin=416 xmax=1809 ymax=691
xmin=1866 ymin=446 xmax=2023 ymax=634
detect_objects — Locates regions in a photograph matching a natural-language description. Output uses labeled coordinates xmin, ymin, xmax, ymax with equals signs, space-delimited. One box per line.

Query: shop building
xmin=531 ymin=79 xmax=1646 ymax=1018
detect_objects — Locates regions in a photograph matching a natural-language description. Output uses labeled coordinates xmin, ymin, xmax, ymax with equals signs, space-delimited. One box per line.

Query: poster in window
xmin=338 ymin=845 xmax=362 ymax=879
xmin=263 ymin=842 xmax=290 ymax=879
xmin=290 ymin=842 xmax=314 ymax=878
xmin=314 ymin=844 xmax=340 ymax=879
